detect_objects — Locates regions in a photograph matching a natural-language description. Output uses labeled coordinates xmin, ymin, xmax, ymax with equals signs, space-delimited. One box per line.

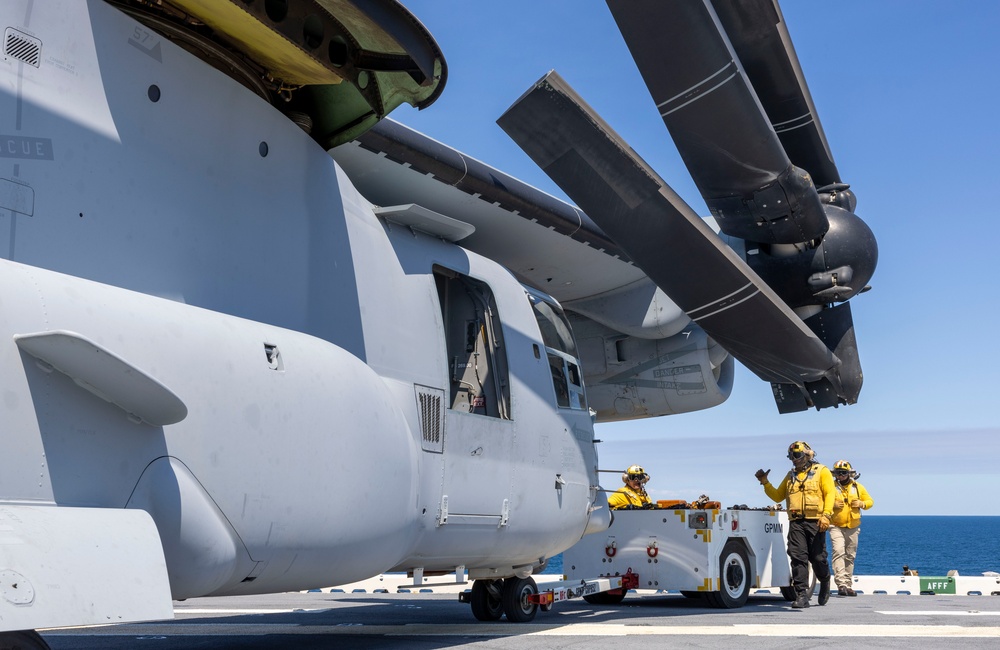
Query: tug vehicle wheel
xmin=707 ymin=540 xmax=751 ymax=609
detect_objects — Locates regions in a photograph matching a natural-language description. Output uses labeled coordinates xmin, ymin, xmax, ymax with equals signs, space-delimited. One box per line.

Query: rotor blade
xmin=773 ymin=302 xmax=862 ymax=412
xmin=497 ymin=71 xmax=841 ymax=390
xmin=711 ymin=0 xmax=842 ymax=190
xmin=606 ymin=0 xmax=828 ymax=245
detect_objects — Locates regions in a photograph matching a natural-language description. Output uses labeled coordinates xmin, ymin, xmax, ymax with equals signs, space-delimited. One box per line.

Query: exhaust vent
xmin=415 ymin=385 xmax=444 ymax=453
xmin=4 ymin=28 xmax=40 ymax=67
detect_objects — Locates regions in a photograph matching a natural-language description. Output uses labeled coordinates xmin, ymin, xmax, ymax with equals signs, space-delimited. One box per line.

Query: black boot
xmin=791 ymin=592 xmax=810 ymax=609
xmin=818 ymin=578 xmax=831 ymax=606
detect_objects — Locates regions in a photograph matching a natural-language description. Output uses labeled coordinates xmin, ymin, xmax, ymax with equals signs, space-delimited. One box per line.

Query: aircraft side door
xmin=431 ymin=267 xmax=514 ymax=526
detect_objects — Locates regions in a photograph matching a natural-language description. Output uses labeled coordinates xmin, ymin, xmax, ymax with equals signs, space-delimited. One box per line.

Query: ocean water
xmin=544 ymin=516 xmax=1000 ymax=577
xmin=848 ymin=516 xmax=1000 ymax=577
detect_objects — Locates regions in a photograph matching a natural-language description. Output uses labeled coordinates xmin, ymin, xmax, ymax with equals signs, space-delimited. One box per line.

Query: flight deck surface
xmin=40 ymin=590 xmax=1000 ymax=649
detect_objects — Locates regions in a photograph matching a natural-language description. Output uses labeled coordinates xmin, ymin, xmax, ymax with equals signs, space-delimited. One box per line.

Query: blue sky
xmin=389 ymin=1 xmax=1000 ymax=514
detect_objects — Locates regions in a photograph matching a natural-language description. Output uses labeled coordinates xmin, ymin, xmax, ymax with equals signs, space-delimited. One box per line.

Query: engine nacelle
xmin=741 ymin=204 xmax=878 ymax=307
xmin=571 ymin=315 xmax=734 ymax=422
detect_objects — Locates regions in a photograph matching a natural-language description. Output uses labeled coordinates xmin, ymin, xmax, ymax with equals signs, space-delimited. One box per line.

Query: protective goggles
xmin=787 ymin=450 xmax=806 ymax=460
xmin=627 ymin=473 xmax=647 ymax=481
xmin=833 ymin=470 xmax=850 ymax=476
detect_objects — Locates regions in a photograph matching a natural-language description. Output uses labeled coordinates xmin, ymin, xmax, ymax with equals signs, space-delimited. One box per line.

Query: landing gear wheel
xmin=583 ymin=590 xmax=627 ymax=605
xmin=0 ymin=630 xmax=51 ymax=650
xmin=501 ymin=576 xmax=539 ymax=622
xmin=470 ymin=579 xmax=504 ymax=621
xmin=708 ymin=541 xmax=751 ymax=609
xmin=779 ymin=586 xmax=797 ymax=601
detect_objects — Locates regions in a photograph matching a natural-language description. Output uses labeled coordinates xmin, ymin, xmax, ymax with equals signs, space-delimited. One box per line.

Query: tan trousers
xmin=829 ymin=525 xmax=860 ymax=588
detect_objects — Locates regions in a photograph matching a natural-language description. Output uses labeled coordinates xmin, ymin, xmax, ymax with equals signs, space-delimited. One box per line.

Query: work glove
xmin=850 ymin=499 xmax=863 ymax=509
xmin=817 ymin=515 xmax=831 ymax=532
xmin=754 ymin=469 xmax=770 ymax=485
xmin=834 ymin=498 xmax=844 ymax=509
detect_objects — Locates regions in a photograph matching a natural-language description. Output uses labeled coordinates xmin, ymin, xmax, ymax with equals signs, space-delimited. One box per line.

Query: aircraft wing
xmin=332 ymin=0 xmax=877 ymax=415
xmin=333 ymin=120 xmax=723 ymax=422
xmin=333 ymin=118 xmax=644 ymax=307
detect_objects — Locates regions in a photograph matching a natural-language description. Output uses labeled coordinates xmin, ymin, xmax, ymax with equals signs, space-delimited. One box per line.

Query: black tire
xmin=0 ymin=630 xmax=51 ymax=650
xmin=712 ymin=540 xmax=751 ymax=609
xmin=680 ymin=590 xmax=704 ymax=599
xmin=501 ymin=576 xmax=539 ymax=623
xmin=470 ymin=579 xmax=504 ymax=621
xmin=704 ymin=591 xmax=722 ymax=608
xmin=582 ymin=590 xmax=627 ymax=605
xmin=779 ymin=585 xmax=797 ymax=601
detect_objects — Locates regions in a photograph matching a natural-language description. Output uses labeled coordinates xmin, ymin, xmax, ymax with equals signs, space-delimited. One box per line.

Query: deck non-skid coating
xmin=40 ymin=591 xmax=1000 ymax=649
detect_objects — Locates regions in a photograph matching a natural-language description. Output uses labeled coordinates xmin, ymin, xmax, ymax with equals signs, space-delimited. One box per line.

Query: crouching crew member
xmin=755 ymin=441 xmax=835 ymax=609
xmin=608 ymin=465 xmax=653 ymax=510
xmin=830 ymin=460 xmax=874 ymax=596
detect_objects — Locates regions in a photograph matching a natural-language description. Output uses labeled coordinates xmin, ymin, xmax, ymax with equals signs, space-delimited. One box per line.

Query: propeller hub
xmin=743 ymin=205 xmax=877 ymax=307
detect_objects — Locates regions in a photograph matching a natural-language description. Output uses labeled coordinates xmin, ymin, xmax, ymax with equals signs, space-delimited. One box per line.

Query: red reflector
xmin=528 ymin=591 xmax=554 ymax=605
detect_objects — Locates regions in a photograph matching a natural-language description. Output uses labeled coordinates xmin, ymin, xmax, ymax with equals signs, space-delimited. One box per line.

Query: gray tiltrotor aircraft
xmin=0 ymin=0 xmax=876 ymax=641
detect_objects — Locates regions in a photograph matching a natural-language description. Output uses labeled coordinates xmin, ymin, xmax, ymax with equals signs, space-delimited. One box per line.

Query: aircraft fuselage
xmin=0 ymin=0 xmax=603 ymax=610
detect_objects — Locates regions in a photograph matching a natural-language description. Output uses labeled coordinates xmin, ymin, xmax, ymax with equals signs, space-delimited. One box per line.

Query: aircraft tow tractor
xmin=563 ymin=504 xmax=794 ymax=609
xmin=461 ymin=503 xmax=793 ymax=622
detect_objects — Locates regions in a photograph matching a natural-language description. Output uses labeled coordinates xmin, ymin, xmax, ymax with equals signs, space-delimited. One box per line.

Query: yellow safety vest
xmin=786 ymin=464 xmax=829 ymax=519
xmin=608 ymin=486 xmax=651 ymax=510
xmin=831 ymin=480 xmax=873 ymax=528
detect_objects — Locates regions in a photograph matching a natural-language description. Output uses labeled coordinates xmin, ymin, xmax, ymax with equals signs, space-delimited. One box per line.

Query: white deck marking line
xmin=62 ymin=623 xmax=1000 ymax=638
xmin=878 ymin=610 xmax=1000 ymax=616
xmin=175 ymin=608 xmax=335 ymax=615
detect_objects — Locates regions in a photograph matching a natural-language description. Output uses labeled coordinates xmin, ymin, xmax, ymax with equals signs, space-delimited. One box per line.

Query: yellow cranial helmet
xmin=833 ymin=459 xmax=858 ymax=481
xmin=787 ymin=440 xmax=814 ymax=461
xmin=833 ymin=459 xmax=853 ymax=472
xmin=622 ymin=464 xmax=649 ymax=484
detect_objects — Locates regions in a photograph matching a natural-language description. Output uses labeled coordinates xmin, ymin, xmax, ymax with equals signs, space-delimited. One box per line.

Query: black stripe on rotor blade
xmin=710 ymin=0 xmax=842 ymax=189
xmin=606 ymin=0 xmax=828 ymax=245
xmin=497 ymin=71 xmax=841 ymax=388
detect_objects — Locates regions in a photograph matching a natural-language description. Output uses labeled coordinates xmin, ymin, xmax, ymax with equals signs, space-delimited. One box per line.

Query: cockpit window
xmin=549 ymin=353 xmax=569 ymax=408
xmin=528 ymin=293 xmax=578 ymax=357
xmin=526 ymin=288 xmax=587 ymax=411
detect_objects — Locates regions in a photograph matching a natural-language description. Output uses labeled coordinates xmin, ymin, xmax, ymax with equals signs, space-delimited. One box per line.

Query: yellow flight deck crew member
xmin=608 ymin=465 xmax=653 ymax=510
xmin=755 ymin=441 xmax=835 ymax=609
xmin=830 ymin=460 xmax=874 ymax=597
